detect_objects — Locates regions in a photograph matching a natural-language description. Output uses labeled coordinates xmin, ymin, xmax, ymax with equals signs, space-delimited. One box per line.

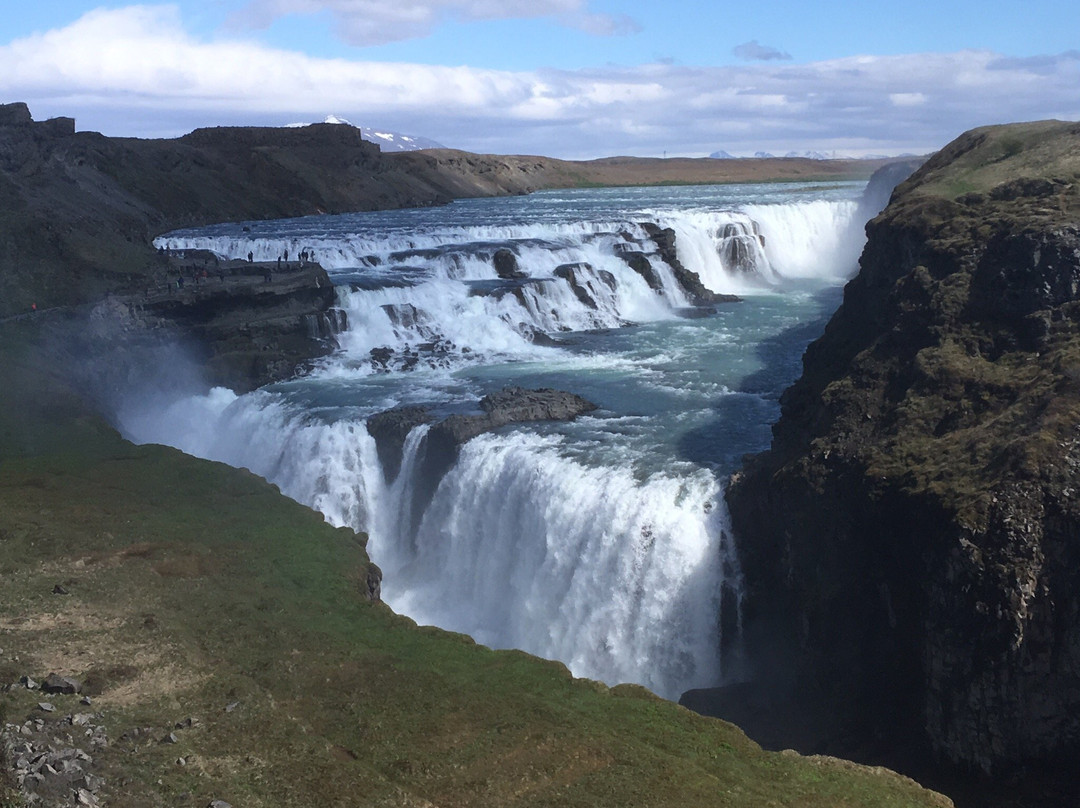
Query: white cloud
xmin=890 ymin=92 xmax=927 ymax=107
xmin=229 ymin=0 xmax=640 ymax=46
xmin=2 ymin=7 xmax=1078 ymax=158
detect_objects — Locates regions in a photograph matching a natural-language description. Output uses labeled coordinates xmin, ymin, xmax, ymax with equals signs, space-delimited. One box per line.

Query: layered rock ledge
xmin=367 ymin=386 xmax=597 ymax=481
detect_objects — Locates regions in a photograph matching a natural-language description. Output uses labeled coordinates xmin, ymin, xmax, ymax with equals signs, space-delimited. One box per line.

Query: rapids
xmin=120 ymin=181 xmax=871 ymax=699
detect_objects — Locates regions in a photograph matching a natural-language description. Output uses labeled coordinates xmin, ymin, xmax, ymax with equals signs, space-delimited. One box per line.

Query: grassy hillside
xmin=894 ymin=119 xmax=1080 ymax=200
xmin=0 ymin=320 xmax=952 ymax=807
xmin=389 ymin=149 xmax=892 ymax=192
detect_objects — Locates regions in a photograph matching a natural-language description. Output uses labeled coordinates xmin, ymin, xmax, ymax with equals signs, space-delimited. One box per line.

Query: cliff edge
xmin=720 ymin=120 xmax=1080 ymax=803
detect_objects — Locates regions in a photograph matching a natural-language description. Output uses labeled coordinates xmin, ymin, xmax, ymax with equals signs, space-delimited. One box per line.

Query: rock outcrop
xmin=366 ymin=387 xmax=596 ymax=531
xmin=640 ymin=222 xmax=741 ymax=305
xmin=368 ymin=386 xmax=597 ymax=480
xmin=36 ymin=256 xmax=344 ymax=397
xmin=139 ymin=262 xmax=344 ymax=392
xmin=716 ymin=121 xmax=1080 ymax=803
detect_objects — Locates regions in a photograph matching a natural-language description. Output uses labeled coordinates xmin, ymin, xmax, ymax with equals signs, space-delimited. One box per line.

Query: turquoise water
xmin=127 ymin=182 xmax=863 ymax=698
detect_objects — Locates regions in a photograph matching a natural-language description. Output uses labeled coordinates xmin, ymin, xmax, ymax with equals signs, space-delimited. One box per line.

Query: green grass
xmin=0 ymin=323 xmax=951 ymax=807
xmin=906 ymin=120 xmax=1080 ymax=201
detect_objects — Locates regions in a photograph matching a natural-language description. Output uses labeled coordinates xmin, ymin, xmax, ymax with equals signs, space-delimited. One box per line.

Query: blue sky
xmin=2 ymin=0 xmax=1078 ymax=158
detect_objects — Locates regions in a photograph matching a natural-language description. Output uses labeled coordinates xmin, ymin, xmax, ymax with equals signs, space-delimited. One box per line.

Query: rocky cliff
xmin=719 ymin=121 xmax=1080 ymax=803
xmin=0 ymin=104 xmax=476 ymax=317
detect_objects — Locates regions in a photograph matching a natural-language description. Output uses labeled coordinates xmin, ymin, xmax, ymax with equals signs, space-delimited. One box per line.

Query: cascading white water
xmin=375 ymin=432 xmax=729 ymax=695
xmin=745 ymin=199 xmax=863 ymax=279
xmin=118 ymin=385 xmax=737 ymax=698
xmin=118 ymin=388 xmax=387 ymax=531
xmin=126 ymin=182 xmax=881 ymax=700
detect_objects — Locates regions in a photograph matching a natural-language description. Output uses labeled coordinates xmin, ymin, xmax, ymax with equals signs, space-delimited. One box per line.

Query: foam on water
xmin=375 ymin=432 xmax=733 ymax=696
xmin=126 ymin=182 xmax=881 ymax=699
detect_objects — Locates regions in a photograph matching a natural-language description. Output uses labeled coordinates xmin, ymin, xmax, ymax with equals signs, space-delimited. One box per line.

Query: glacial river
xmin=119 ymin=181 xmax=871 ymax=699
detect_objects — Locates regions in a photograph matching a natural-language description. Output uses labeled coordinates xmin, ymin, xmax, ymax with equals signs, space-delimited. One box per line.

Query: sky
xmin=1 ymin=0 xmax=1078 ymax=159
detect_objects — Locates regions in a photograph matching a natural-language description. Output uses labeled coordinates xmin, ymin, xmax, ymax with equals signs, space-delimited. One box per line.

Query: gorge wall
xmin=0 ymin=102 xmax=534 ymax=317
xmin=718 ymin=121 xmax=1080 ymax=802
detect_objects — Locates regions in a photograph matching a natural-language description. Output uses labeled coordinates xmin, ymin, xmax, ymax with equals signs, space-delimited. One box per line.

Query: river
xmin=116 ymin=180 xmax=870 ymax=699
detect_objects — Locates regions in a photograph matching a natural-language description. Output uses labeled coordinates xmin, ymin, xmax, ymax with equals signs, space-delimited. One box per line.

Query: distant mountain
xmin=286 ymin=115 xmax=446 ymax=152
xmin=709 ymin=150 xmax=736 ymax=159
xmin=785 ymin=150 xmax=832 ymax=160
xmin=359 ymin=126 xmax=446 ymax=152
xmin=754 ymin=151 xmax=775 ymax=159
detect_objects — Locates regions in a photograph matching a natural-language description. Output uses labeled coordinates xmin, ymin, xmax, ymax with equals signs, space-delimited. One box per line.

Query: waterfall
xmin=156 ymin=197 xmax=865 ymax=373
xmin=119 ymin=385 xmax=738 ymax=698
xmin=127 ymin=184 xmax=871 ymax=700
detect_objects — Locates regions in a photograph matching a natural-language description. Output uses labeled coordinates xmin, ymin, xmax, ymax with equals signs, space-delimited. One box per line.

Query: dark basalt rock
xmin=365 ymin=406 xmax=435 ymax=482
xmin=481 ymin=385 xmax=597 ymax=425
xmin=138 ymin=262 xmax=344 ymax=393
xmin=717 ymin=121 xmax=1080 ymax=805
xmin=639 ymin=222 xmax=741 ymax=305
xmin=366 ymin=387 xmax=597 ymax=527
xmin=554 ymin=262 xmax=615 ymax=309
xmin=492 ymin=248 xmax=526 ymax=279
xmin=620 ymin=251 xmax=664 ymax=292
xmin=969 ymin=227 xmax=1080 ymax=322
xmin=0 ymin=101 xmax=32 ymax=125
xmin=427 ymin=386 xmax=597 ymax=461
xmin=719 ymin=234 xmax=759 ymax=274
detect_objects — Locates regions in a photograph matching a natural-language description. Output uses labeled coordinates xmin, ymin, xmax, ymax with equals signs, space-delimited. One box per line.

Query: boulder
xmin=42 ymin=673 xmax=81 ymax=694
xmin=492 ymin=248 xmax=526 ymax=279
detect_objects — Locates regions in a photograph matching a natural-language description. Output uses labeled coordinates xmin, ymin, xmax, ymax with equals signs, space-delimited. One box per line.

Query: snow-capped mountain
xmin=359 ymin=126 xmax=446 ymax=152
xmin=286 ymin=115 xmax=446 ymax=151
xmin=710 ymin=147 xmax=904 ymax=160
